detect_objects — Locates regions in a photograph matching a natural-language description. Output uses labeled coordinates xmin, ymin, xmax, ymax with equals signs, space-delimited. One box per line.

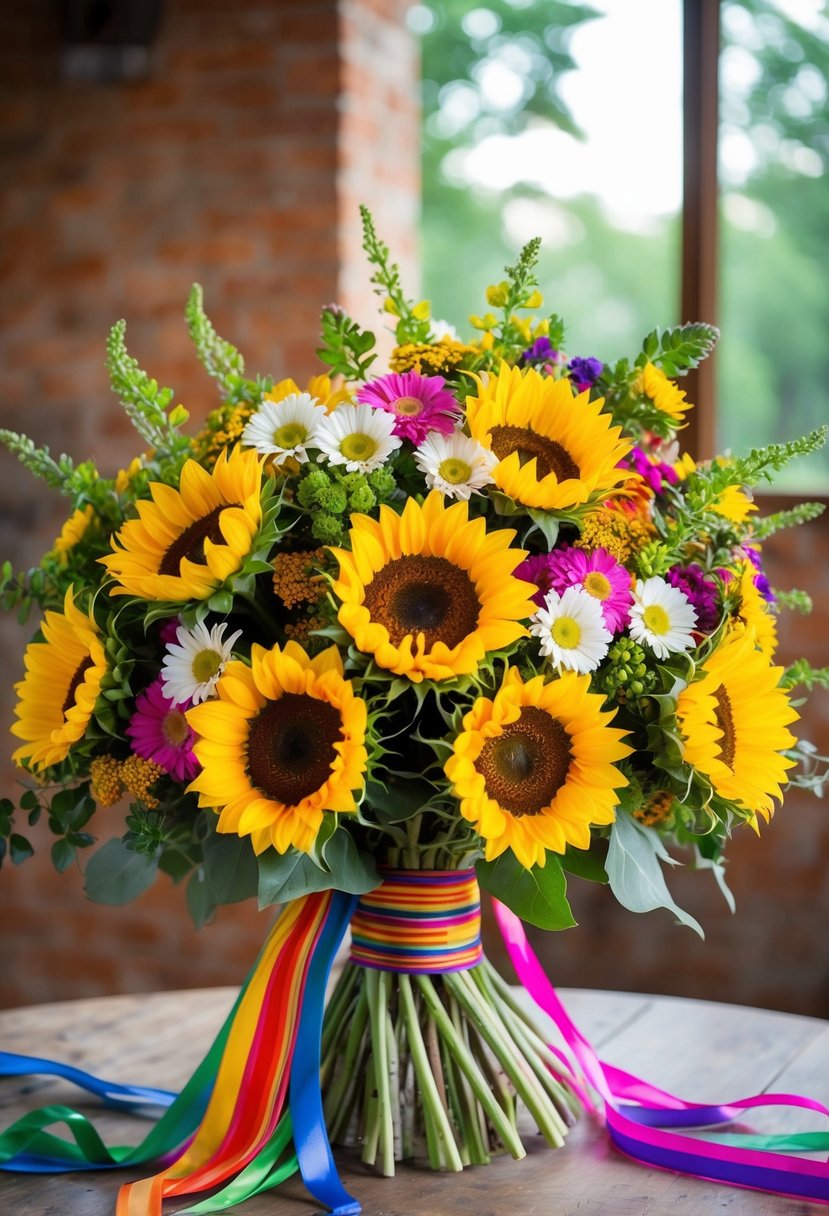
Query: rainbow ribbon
xmin=0 ymin=888 xmax=359 ymax=1216
xmin=349 ymin=868 xmax=483 ymax=973
xmin=493 ymin=897 xmax=829 ymax=1205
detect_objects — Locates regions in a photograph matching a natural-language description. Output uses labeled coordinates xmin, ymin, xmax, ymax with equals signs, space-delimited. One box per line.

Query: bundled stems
xmin=320 ymin=956 xmax=578 ymax=1173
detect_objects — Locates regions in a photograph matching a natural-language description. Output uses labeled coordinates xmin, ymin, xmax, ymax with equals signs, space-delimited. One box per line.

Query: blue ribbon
xmin=0 ymin=1052 xmax=176 ymax=1114
xmin=289 ymin=890 xmax=361 ymax=1216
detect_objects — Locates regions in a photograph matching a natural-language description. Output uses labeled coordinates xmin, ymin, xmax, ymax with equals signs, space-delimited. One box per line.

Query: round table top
xmin=1 ymin=985 xmax=828 ymax=1215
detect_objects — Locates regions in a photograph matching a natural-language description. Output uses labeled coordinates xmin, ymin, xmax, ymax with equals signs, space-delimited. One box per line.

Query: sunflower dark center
xmin=478 ymin=705 xmax=572 ymax=818
xmin=489 ymin=425 xmax=580 ymax=482
xmin=158 ymin=503 xmax=242 ymax=575
xmin=246 ymin=693 xmax=341 ymax=806
xmin=61 ymin=656 xmax=94 ymax=717
xmin=362 ymin=555 xmax=480 ymax=649
xmin=713 ymin=685 xmax=736 ymax=769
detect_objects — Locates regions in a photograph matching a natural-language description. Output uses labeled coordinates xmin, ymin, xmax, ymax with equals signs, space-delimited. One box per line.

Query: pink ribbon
xmin=493 ymin=898 xmax=829 ymax=1204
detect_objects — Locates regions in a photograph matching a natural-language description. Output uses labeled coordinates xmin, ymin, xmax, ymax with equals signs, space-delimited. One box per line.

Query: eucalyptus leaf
xmin=83 ymin=838 xmax=158 ymax=905
xmin=186 ymin=870 xmax=217 ymax=929
xmin=321 ymin=829 xmax=379 ymax=894
xmin=51 ymin=839 xmax=76 ymax=873
xmin=476 ymin=851 xmax=576 ymax=931
xmin=257 ymin=849 xmax=335 ymax=908
xmin=606 ymin=814 xmax=703 ymax=937
xmin=201 ymin=829 xmax=259 ymax=905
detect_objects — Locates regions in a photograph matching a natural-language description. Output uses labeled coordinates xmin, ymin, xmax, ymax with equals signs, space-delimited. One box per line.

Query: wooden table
xmin=1 ymin=986 xmax=828 ymax=1215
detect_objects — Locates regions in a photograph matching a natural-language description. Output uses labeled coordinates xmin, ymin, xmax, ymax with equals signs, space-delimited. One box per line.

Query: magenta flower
xmin=126 ymin=677 xmax=199 ymax=782
xmin=356 ymin=371 xmax=459 ymax=445
xmin=514 ymin=553 xmax=559 ymax=608
xmin=547 ymin=545 xmax=633 ymax=633
xmin=666 ymin=564 xmax=722 ymax=634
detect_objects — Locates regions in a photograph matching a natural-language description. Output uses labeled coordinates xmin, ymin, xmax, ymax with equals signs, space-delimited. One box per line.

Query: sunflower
xmin=50 ymin=505 xmax=95 ymax=566
xmin=100 ymin=446 xmax=263 ymax=602
xmin=330 ymin=491 xmax=535 ymax=682
xmin=676 ymin=629 xmax=798 ymax=820
xmin=638 ymin=362 xmax=691 ymax=423
xmin=465 ymin=364 xmax=632 ymax=512
xmin=445 ymin=667 xmax=630 ymax=869
xmin=186 ymin=641 xmax=367 ymax=855
xmin=11 ymin=588 xmax=107 ymax=771
xmin=732 ymin=561 xmax=777 ymax=659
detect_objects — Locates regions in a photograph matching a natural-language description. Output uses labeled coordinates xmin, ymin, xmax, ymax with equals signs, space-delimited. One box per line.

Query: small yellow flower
xmin=637 ymin=362 xmax=692 ymax=424
xmin=51 ymin=505 xmax=95 ymax=566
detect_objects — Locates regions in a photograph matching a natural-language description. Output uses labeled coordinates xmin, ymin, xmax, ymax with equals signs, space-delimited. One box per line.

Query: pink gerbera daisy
xmin=546 ymin=545 xmax=633 ymax=633
xmin=126 ymin=676 xmax=199 ymax=782
xmin=513 ymin=552 xmax=559 ymax=608
xmin=356 ymin=371 xmax=459 ymax=444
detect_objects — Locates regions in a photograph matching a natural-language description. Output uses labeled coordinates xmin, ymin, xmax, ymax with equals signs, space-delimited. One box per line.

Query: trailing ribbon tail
xmin=492 ymin=898 xmax=829 ymax=1206
xmin=117 ymin=887 xmax=357 ymax=1216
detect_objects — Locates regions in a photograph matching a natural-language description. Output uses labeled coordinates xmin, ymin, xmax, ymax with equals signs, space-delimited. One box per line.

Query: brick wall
xmin=0 ymin=0 xmax=419 ymax=1008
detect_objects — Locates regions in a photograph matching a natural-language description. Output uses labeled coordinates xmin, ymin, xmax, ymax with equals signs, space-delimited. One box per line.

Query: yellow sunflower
xmin=638 ymin=362 xmax=691 ymax=423
xmin=465 ymin=364 xmax=632 ymax=512
xmin=676 ymin=629 xmax=798 ymax=821
xmin=11 ymin=588 xmax=107 ymax=771
xmin=731 ymin=561 xmax=777 ymax=658
xmin=330 ymin=491 xmax=535 ymax=683
xmin=445 ymin=667 xmax=630 ymax=869
xmin=186 ymin=641 xmax=367 ymax=855
xmin=100 ymin=445 xmax=263 ymax=602
xmin=50 ymin=505 xmax=95 ymax=565
xmin=269 ymin=373 xmax=352 ymax=414
xmin=709 ymin=483 xmax=758 ymax=525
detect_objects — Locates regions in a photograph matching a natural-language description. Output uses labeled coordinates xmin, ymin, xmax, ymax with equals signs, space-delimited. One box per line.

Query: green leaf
xmin=527 ymin=508 xmax=560 ymax=550
xmin=321 ymin=829 xmax=379 ymax=894
xmin=476 ymin=852 xmax=576 ymax=931
xmin=560 ymin=843 xmax=608 ymax=884
xmin=257 ymin=849 xmax=335 ymax=907
xmin=363 ymin=779 xmax=435 ymax=823
xmin=83 ymin=838 xmax=159 ymax=905
xmin=186 ymin=870 xmax=217 ymax=929
xmin=51 ymin=839 xmax=76 ymax=873
xmin=201 ymin=829 xmax=259 ymax=906
xmin=605 ymin=813 xmax=703 ymax=937
xmin=9 ymin=834 xmax=34 ymax=865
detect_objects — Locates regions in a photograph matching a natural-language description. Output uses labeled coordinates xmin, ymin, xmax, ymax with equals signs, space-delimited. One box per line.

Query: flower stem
xmin=398 ymin=974 xmax=464 ymax=1171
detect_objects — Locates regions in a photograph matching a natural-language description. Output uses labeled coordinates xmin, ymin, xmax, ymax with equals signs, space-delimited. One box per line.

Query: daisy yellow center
xmin=477 ymin=706 xmax=572 ymax=818
xmin=489 ymin=425 xmax=580 ymax=481
xmin=362 ymin=555 xmax=480 ymax=648
xmin=158 ymin=504 xmax=241 ymax=575
xmin=162 ymin=708 xmax=190 ymax=746
xmin=247 ymin=693 xmax=341 ymax=805
xmin=192 ymin=648 xmax=223 ymax=684
xmin=551 ymin=616 xmax=582 ymax=649
xmin=61 ymin=656 xmax=94 ymax=716
xmin=392 ymin=395 xmax=424 ymax=417
xmin=642 ymin=604 xmax=671 ymax=636
xmin=437 ymin=457 xmax=473 ymax=485
xmin=273 ymin=422 xmax=307 ymax=448
xmin=713 ymin=685 xmax=736 ymax=769
xmin=583 ymin=571 xmax=611 ymax=601
xmin=340 ymin=433 xmax=378 ymax=462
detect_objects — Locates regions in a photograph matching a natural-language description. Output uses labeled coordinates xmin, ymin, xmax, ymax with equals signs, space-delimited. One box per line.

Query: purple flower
xmin=520 ymin=336 xmax=557 ymax=366
xmin=666 ymin=564 xmax=721 ymax=634
xmin=568 ymin=356 xmax=604 ymax=392
xmin=743 ymin=545 xmax=776 ymax=603
xmin=514 ymin=552 xmax=559 ymax=608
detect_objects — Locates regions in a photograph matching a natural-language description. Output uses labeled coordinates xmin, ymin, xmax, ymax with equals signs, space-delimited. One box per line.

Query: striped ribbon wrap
xmin=349 ymin=868 xmax=483 ymax=973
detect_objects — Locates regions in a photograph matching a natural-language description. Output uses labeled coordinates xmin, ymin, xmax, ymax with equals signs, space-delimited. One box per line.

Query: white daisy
xmin=315 ymin=402 xmax=402 ymax=473
xmin=629 ymin=576 xmax=697 ymax=659
xmin=530 ymin=585 xmax=612 ymax=674
xmin=161 ymin=621 xmax=243 ymax=706
xmin=429 ymin=318 xmax=461 ymax=342
xmin=413 ymin=430 xmax=497 ymax=500
xmin=241 ymin=392 xmax=325 ymax=462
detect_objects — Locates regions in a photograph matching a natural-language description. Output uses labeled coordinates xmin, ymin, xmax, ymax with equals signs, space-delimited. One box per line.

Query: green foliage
xmin=83 ymin=837 xmax=159 ymax=905
xmin=106 ymin=320 xmax=192 ymax=457
xmin=476 ymin=851 xmax=576 ymax=931
xmin=638 ymin=323 xmax=720 ymax=376
xmin=360 ymin=205 xmax=432 ymax=346
xmin=753 ymin=501 xmax=825 ymax=540
xmin=257 ymin=829 xmax=378 ymax=907
xmin=606 ymin=813 xmax=703 ymax=937
xmin=317 ymin=305 xmax=377 ymax=380
xmin=0 ymin=430 xmax=75 ymax=490
xmin=185 ymin=284 xmax=247 ymax=394
xmin=782 ymin=659 xmax=829 ymax=693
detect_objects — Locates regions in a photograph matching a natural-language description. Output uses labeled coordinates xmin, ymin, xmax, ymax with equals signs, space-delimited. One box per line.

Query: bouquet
xmin=1 ymin=206 xmax=827 ymax=1214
